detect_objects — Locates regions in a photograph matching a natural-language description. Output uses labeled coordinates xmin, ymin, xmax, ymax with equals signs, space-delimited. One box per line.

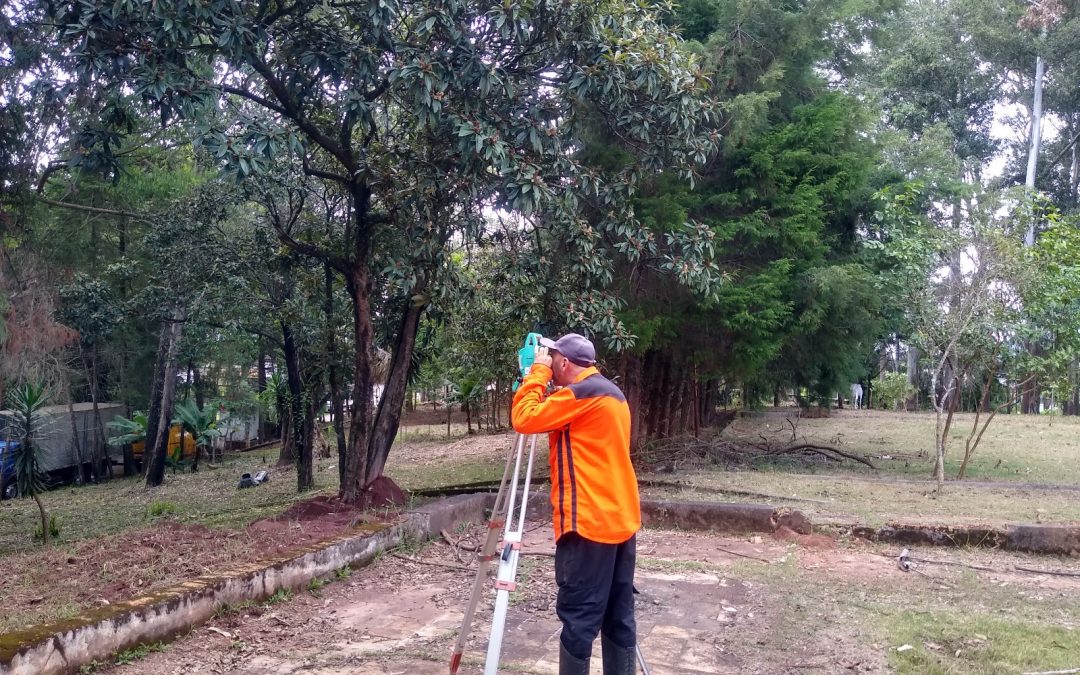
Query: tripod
xmin=449 ymin=429 xmax=539 ymax=675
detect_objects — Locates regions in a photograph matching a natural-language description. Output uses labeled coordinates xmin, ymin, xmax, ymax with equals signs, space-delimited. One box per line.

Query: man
xmin=512 ymin=333 xmax=641 ymax=675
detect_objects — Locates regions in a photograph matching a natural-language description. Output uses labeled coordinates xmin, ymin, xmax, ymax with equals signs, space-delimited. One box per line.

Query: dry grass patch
xmin=638 ymin=470 xmax=1080 ymax=527
xmin=724 ymin=409 xmax=1080 ymax=485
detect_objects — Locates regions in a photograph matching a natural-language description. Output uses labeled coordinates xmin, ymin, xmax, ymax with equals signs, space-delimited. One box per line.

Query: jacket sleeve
xmin=512 ymin=364 xmax=581 ymax=434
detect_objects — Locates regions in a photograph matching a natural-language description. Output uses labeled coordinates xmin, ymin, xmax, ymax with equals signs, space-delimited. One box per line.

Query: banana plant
xmin=106 ymin=412 xmax=147 ymax=447
xmin=172 ymin=399 xmax=221 ymax=471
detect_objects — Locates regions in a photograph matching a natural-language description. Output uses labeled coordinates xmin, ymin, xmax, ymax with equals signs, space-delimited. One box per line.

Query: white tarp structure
xmin=0 ymin=402 xmax=126 ymax=474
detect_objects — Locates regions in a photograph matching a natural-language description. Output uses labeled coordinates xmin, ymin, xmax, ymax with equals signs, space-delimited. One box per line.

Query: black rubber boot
xmin=559 ymin=641 xmax=590 ymax=675
xmin=601 ymin=634 xmax=637 ymax=675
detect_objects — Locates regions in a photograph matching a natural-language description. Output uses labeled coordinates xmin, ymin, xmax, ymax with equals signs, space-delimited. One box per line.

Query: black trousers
xmin=554 ymin=531 xmax=637 ymax=660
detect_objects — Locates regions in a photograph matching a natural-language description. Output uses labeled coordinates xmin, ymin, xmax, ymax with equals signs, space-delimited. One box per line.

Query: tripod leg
xmin=483 ymin=434 xmax=537 ymax=674
xmin=635 ymin=644 xmax=651 ymax=675
xmin=449 ymin=433 xmax=525 ymax=674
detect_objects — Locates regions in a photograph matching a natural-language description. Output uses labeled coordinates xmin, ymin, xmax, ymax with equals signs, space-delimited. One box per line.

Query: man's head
xmin=539 ymin=333 xmax=596 ymax=386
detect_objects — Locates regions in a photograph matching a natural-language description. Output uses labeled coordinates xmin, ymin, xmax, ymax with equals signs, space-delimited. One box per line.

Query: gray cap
xmin=539 ymin=333 xmax=596 ymax=367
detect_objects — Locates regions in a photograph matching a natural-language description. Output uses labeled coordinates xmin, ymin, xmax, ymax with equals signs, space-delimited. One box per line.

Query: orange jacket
xmin=512 ymin=363 xmax=640 ymax=544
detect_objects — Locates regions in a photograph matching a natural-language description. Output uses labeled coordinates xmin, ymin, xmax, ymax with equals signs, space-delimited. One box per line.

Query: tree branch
xmin=203 ymin=321 xmax=284 ymax=348
xmin=302 ymin=154 xmax=350 ymax=184
xmin=221 ymin=85 xmax=288 ymax=115
xmin=245 ymin=57 xmax=356 ymax=173
xmin=275 ymin=226 xmax=352 ymax=277
xmin=36 ymin=196 xmax=155 ymax=222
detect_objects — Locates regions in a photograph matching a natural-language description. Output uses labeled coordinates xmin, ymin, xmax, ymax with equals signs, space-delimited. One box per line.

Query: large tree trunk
xmin=1024 ymin=43 xmax=1046 ymax=245
xmin=366 ymin=290 xmax=426 ymax=481
xmin=334 ymin=181 xmax=380 ymax=504
xmin=341 ymin=258 xmax=377 ymax=502
xmin=277 ymin=407 xmax=295 ymax=466
xmin=144 ymin=324 xmax=169 ymax=475
xmin=192 ymin=362 xmax=205 ymax=409
xmin=256 ymin=351 xmax=270 ymax=443
xmin=1071 ymin=114 xmax=1079 ymax=207
xmin=146 ymin=307 xmax=184 ymax=488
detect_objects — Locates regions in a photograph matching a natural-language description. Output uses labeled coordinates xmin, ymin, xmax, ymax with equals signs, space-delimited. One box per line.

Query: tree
xmin=593 ymin=0 xmax=890 ymax=443
xmin=51 ymin=0 xmax=717 ymax=502
xmin=874 ymin=185 xmax=1080 ymax=487
xmin=6 ymin=382 xmax=53 ymax=546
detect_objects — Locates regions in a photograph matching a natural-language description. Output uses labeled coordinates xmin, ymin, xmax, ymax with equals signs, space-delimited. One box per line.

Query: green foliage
xmin=5 ymin=382 xmax=50 ymax=499
xmin=114 ymin=643 xmax=167 ymax=666
xmin=256 ymin=372 xmax=285 ymax=426
xmin=32 ymin=514 xmax=61 ymax=542
xmin=172 ymin=399 xmax=220 ymax=451
xmin=445 ymin=372 xmax=486 ymax=428
xmin=107 ymin=412 xmax=147 ymax=447
xmin=876 ymin=372 xmax=916 ymax=411
xmin=264 ymin=588 xmax=292 ymax=605
xmin=57 ymin=274 xmax=122 ymax=347
xmin=146 ymin=501 xmax=179 ymax=519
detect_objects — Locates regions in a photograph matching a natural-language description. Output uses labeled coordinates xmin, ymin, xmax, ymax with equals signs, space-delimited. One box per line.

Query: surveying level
xmin=449 ymin=332 xmax=652 ymax=674
xmin=511 ymin=332 xmax=542 ymax=393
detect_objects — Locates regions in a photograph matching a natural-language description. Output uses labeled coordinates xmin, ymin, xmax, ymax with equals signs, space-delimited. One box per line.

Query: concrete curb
xmin=641 ymin=499 xmax=812 ymax=535
xmin=847 ymin=522 xmax=1080 ymax=556
xmin=518 ymin=492 xmax=812 ymax=535
xmin=0 ymin=494 xmax=490 ymax=675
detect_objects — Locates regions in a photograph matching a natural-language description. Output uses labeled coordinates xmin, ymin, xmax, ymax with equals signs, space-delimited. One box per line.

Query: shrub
xmin=877 ymin=372 xmax=916 ymax=411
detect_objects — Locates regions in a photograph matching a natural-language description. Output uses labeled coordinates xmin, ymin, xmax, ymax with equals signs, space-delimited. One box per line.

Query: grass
xmin=886 ymin=609 xmax=1080 ymax=673
xmin=634 ymin=409 xmax=1080 ymax=528
xmin=114 ymin=642 xmax=168 ymax=665
xmin=3 ymin=409 xmax=1078 ymax=673
xmin=724 ymin=542 xmax=1080 ymax=675
xmin=0 ymin=446 xmax=332 ymax=556
xmin=638 ymin=471 xmax=1080 ymax=528
xmin=724 ymin=409 xmax=1080 ymax=485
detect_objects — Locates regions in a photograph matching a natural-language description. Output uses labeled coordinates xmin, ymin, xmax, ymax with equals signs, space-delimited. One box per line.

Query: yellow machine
xmin=132 ymin=425 xmax=197 ymax=462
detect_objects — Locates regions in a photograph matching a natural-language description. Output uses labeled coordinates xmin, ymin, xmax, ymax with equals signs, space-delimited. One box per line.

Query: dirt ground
xmin=100 ymin=519 xmax=1080 ymax=675
xmin=0 ymin=496 xmax=392 ymax=633
xmin=6 ymin=423 xmax=1080 ymax=673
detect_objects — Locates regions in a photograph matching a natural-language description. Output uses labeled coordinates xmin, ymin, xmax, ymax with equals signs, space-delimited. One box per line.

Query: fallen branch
xmin=911 ymin=567 xmax=956 ymax=589
xmin=1021 ymin=669 xmax=1080 ymax=675
xmin=440 ymin=529 xmax=467 ymax=564
xmin=909 ymin=556 xmax=994 ymax=572
xmin=1015 ymin=566 xmax=1080 ymax=578
xmin=772 ymin=444 xmax=877 ymax=469
xmin=390 ymin=553 xmax=472 ymax=573
xmin=715 ymin=546 xmax=772 ymax=563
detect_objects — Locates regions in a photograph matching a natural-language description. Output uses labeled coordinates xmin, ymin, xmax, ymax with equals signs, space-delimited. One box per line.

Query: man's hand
xmin=534 ymin=346 xmax=553 ymax=368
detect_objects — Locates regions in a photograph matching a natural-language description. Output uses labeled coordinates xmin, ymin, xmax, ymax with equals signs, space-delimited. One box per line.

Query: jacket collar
xmin=573 ymin=366 xmax=600 ymax=383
